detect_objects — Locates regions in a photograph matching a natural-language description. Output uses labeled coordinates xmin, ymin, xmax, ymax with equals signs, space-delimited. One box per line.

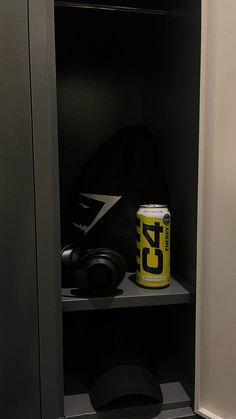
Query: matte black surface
xmin=63 ymin=305 xmax=194 ymax=418
xmin=64 ymin=380 xmax=191 ymax=418
xmin=143 ymin=0 xmax=201 ymax=285
xmin=65 ymin=406 xmax=196 ymax=419
xmin=55 ymin=7 xmax=166 ymax=222
xmin=55 ymin=2 xmax=201 ymax=286
xmin=64 ymin=366 xmax=195 ymax=418
xmin=0 ymin=2 xmax=201 ymax=419
xmin=55 ymin=3 xmax=201 ymax=419
xmin=62 ymin=274 xmax=194 ymax=311
xmin=28 ymin=0 xmax=64 ymax=418
xmin=0 ymin=1 xmax=41 ymax=418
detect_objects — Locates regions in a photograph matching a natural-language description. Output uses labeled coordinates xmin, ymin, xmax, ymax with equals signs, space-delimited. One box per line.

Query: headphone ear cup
xmin=102 ymin=249 xmax=126 ymax=288
xmin=61 ymin=245 xmax=126 ymax=295
xmin=61 ymin=244 xmax=81 ymax=270
xmin=61 ymin=244 xmax=82 ymax=288
xmin=74 ymin=249 xmax=126 ymax=295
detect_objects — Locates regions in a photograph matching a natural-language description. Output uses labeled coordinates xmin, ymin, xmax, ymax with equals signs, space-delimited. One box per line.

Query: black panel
xmin=28 ymin=0 xmax=64 ymax=417
xmin=55 ymin=6 xmax=166 ymax=241
xmin=0 ymin=1 xmax=41 ymax=418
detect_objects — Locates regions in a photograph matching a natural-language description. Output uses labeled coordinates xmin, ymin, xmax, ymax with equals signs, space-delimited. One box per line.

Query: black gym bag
xmin=64 ymin=125 xmax=168 ymax=271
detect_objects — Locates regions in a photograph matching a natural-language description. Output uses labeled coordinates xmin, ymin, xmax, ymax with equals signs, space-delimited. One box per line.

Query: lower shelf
xmin=62 ymin=273 xmax=194 ymax=312
xmin=64 ymin=353 xmax=194 ymax=419
xmin=64 ymin=381 xmax=192 ymax=419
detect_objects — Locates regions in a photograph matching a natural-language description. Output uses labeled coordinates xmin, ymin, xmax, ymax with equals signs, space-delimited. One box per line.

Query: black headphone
xmin=61 ymin=244 xmax=126 ymax=295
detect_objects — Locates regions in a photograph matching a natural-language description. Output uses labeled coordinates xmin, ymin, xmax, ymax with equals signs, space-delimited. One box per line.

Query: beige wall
xmin=196 ymin=1 xmax=236 ymax=418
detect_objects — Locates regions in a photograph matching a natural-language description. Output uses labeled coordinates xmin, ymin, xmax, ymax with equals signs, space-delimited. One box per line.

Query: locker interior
xmin=55 ymin=0 xmax=201 ymax=415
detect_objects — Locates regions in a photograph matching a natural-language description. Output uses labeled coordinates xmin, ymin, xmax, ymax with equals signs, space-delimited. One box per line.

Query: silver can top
xmin=140 ymin=204 xmax=167 ymax=208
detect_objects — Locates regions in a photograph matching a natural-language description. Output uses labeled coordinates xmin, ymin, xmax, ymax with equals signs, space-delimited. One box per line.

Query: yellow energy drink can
xmin=136 ymin=205 xmax=171 ymax=288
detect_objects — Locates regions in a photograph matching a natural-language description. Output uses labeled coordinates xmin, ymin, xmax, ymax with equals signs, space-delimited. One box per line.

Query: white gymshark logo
xmin=73 ymin=193 xmax=121 ymax=235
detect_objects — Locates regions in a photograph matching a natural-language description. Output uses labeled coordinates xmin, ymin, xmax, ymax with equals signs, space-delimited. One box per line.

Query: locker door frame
xmin=195 ymin=1 xmax=236 ymax=418
xmin=28 ymin=0 xmax=64 ymax=418
xmin=0 ymin=1 xmax=42 ymax=418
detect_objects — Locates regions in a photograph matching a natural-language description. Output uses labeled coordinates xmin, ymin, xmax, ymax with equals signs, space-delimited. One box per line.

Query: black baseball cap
xmin=90 ymin=363 xmax=163 ymax=410
xmin=87 ymin=311 xmax=163 ymax=410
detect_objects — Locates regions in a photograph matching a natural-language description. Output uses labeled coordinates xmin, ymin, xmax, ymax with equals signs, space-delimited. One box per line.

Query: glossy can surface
xmin=136 ymin=205 xmax=171 ymax=288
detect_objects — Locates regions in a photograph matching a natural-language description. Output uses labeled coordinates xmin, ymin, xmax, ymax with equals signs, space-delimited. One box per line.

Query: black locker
xmin=0 ymin=0 xmax=202 ymax=418
xmin=55 ymin=1 xmax=201 ymax=418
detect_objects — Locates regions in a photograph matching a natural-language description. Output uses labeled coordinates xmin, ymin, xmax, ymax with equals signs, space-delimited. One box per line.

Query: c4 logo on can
xmin=142 ymin=222 xmax=163 ymax=274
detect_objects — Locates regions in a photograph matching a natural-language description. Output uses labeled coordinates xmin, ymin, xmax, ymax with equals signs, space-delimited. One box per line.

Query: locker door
xmin=0 ymin=1 xmax=41 ymax=419
xmin=195 ymin=1 xmax=236 ymax=418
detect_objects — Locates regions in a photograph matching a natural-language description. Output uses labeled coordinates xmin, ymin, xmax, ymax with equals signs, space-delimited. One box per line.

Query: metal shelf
xmin=65 ymin=404 xmax=195 ymax=419
xmin=64 ymin=379 xmax=193 ymax=418
xmin=55 ymin=1 xmax=169 ymax=16
xmin=62 ymin=274 xmax=194 ymax=312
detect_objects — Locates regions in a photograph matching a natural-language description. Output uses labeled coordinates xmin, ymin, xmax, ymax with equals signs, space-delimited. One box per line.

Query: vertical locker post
xmin=28 ymin=0 xmax=64 ymax=418
xmin=0 ymin=1 xmax=41 ymax=418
